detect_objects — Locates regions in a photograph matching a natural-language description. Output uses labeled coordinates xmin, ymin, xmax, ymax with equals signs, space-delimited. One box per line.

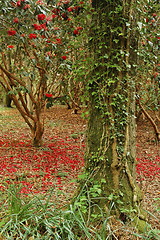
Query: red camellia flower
xmin=37 ymin=14 xmax=46 ymax=21
xmin=52 ymin=14 xmax=57 ymax=19
xmin=23 ymin=4 xmax=30 ymax=10
xmin=29 ymin=33 xmax=37 ymax=39
xmin=33 ymin=24 xmax=42 ymax=30
xmin=16 ymin=1 xmax=21 ymax=7
xmin=52 ymin=8 xmax=60 ymax=14
xmin=7 ymin=45 xmax=14 ymax=48
xmin=7 ymin=30 xmax=17 ymax=36
xmin=61 ymin=55 xmax=67 ymax=60
xmin=76 ymin=26 xmax=83 ymax=30
xmin=40 ymin=23 xmax=47 ymax=30
xmin=73 ymin=29 xmax=79 ymax=35
xmin=45 ymin=93 xmax=53 ymax=98
xmin=67 ymin=7 xmax=73 ymax=12
xmin=56 ymin=38 xmax=62 ymax=44
xmin=13 ymin=17 xmax=19 ymax=23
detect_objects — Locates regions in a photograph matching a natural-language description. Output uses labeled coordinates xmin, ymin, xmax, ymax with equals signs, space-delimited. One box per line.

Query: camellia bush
xmin=0 ymin=0 xmax=88 ymax=146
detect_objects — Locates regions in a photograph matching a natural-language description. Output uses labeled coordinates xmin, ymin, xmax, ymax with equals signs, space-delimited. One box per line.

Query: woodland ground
xmin=0 ymin=105 xmax=159 ymax=239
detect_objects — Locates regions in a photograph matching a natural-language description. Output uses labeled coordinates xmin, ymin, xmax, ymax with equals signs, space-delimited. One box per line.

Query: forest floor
xmin=0 ymin=105 xmax=159 ymax=239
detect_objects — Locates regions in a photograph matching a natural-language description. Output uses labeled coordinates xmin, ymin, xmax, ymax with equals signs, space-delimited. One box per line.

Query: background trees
xmin=136 ymin=0 xmax=160 ymax=141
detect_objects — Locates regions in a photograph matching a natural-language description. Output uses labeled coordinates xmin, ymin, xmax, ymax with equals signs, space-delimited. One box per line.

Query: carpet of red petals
xmin=0 ymin=106 xmax=159 ymax=226
xmin=136 ymin=116 xmax=160 ymax=230
xmin=0 ymin=134 xmax=85 ymax=195
xmin=136 ymin=155 xmax=160 ymax=181
xmin=0 ymin=106 xmax=86 ymax=203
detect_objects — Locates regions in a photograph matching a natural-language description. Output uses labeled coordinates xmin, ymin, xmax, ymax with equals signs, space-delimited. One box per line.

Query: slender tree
xmin=74 ymin=0 xmax=147 ymax=233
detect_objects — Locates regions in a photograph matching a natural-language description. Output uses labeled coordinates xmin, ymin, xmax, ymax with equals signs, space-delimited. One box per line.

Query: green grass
xmin=0 ymin=184 xmax=160 ymax=240
xmin=0 ymin=184 xmax=102 ymax=240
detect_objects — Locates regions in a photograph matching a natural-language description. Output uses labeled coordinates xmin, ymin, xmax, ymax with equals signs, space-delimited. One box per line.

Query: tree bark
xmin=32 ymin=120 xmax=44 ymax=147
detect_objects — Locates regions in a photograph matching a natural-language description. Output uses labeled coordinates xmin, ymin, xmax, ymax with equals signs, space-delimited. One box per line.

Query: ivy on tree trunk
xmin=74 ymin=0 xmax=147 ymax=233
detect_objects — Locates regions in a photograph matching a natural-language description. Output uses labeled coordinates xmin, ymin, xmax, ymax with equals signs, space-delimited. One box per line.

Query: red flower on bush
xmin=52 ymin=14 xmax=57 ymax=19
xmin=61 ymin=55 xmax=67 ymax=60
xmin=13 ymin=17 xmax=19 ymax=23
xmin=45 ymin=93 xmax=53 ymax=98
xmin=52 ymin=8 xmax=60 ymax=14
xmin=16 ymin=1 xmax=21 ymax=7
xmin=7 ymin=45 xmax=14 ymax=48
xmin=76 ymin=26 xmax=83 ymax=30
xmin=7 ymin=30 xmax=17 ymax=36
xmin=37 ymin=14 xmax=46 ymax=21
xmin=29 ymin=33 xmax=37 ymax=39
xmin=67 ymin=7 xmax=73 ymax=12
xmin=73 ymin=29 xmax=79 ymax=35
xmin=41 ymin=23 xmax=47 ymax=30
xmin=23 ymin=4 xmax=30 ymax=10
xmin=56 ymin=38 xmax=62 ymax=44
xmin=33 ymin=24 xmax=42 ymax=30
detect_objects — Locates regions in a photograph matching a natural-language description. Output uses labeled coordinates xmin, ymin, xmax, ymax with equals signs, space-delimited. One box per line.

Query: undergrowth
xmin=0 ymin=184 xmax=159 ymax=240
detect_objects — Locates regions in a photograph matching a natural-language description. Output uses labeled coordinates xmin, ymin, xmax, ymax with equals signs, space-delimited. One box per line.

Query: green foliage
xmin=0 ymin=182 xmax=159 ymax=239
xmin=8 ymin=86 xmax=30 ymax=95
xmin=136 ymin=0 xmax=159 ymax=111
xmin=133 ymin=228 xmax=160 ymax=240
xmin=0 ymin=183 xmax=109 ymax=239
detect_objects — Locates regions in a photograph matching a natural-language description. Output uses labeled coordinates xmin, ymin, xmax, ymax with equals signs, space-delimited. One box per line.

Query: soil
xmin=0 ymin=105 xmax=159 ymax=239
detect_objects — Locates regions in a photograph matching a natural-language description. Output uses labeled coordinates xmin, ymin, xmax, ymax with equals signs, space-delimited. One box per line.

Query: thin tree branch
xmin=137 ymin=99 xmax=160 ymax=141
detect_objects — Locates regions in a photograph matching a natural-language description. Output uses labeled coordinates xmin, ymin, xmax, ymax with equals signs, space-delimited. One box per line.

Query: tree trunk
xmin=32 ymin=120 xmax=44 ymax=147
xmin=0 ymin=62 xmax=45 ymax=147
xmin=74 ymin=0 xmax=147 ymax=233
xmin=4 ymin=94 xmax=12 ymax=107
